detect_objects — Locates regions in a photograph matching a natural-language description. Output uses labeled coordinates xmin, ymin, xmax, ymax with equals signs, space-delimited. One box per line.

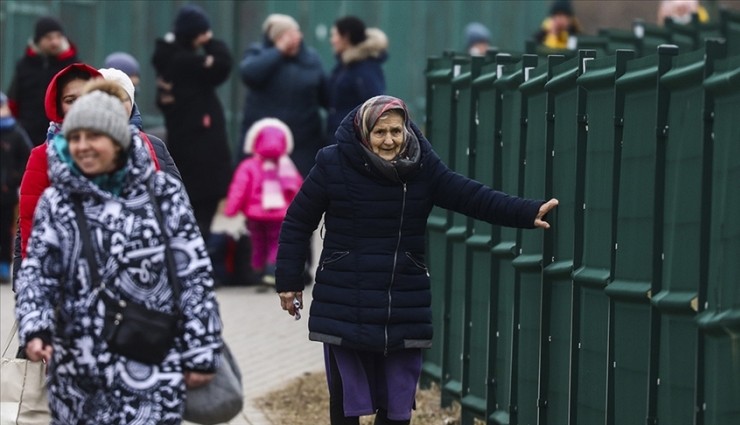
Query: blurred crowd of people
xmin=0 ymin=1 xmax=711 ymax=423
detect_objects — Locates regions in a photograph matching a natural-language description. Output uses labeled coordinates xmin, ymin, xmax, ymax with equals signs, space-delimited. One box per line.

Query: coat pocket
xmin=320 ymin=251 xmax=349 ymax=271
xmin=405 ymin=252 xmax=430 ymax=277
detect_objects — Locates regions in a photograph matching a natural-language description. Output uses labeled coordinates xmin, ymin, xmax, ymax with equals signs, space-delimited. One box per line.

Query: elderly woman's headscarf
xmin=353 ymin=95 xmax=421 ymax=180
xmin=354 ymin=95 xmax=419 ymax=154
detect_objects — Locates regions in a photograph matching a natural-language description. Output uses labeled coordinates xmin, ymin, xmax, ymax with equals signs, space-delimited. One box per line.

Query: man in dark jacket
xmin=239 ymin=13 xmax=328 ymax=179
xmin=7 ymin=16 xmax=79 ymax=146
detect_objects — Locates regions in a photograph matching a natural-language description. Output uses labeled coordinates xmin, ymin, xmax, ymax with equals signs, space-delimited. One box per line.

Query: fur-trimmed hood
xmin=243 ymin=117 xmax=294 ymax=157
xmin=340 ymin=28 xmax=388 ymax=65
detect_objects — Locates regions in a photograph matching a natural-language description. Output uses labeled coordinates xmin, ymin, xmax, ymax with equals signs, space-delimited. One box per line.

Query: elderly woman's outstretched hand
xmin=534 ymin=198 xmax=559 ymax=229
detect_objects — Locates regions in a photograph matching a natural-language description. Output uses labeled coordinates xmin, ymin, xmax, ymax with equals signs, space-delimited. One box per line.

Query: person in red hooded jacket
xmin=11 ymin=63 xmax=180 ymax=289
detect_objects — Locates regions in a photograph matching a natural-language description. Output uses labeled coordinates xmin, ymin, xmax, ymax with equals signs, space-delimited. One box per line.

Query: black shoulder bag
xmin=73 ymin=188 xmax=180 ymax=365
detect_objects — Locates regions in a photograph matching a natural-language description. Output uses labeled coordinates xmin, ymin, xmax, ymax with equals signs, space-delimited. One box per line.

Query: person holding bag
xmin=14 ymin=79 xmax=223 ymax=424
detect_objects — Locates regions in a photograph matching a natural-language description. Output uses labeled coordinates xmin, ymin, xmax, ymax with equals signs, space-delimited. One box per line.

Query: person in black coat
xmin=0 ymin=92 xmax=32 ymax=283
xmin=275 ymin=95 xmax=559 ymax=425
xmin=7 ymin=16 xmax=79 ymax=146
xmin=327 ymin=16 xmax=388 ymax=144
xmin=152 ymin=4 xmax=233 ymax=241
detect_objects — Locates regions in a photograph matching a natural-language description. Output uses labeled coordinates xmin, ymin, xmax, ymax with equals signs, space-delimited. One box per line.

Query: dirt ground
xmin=255 ymin=371 xmax=463 ymax=424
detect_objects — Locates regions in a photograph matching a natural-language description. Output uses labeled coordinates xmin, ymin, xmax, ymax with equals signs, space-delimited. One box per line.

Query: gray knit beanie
xmin=62 ymin=91 xmax=131 ymax=149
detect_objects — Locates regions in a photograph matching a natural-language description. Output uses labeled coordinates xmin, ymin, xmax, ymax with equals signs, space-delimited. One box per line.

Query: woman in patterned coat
xmin=15 ymin=80 xmax=222 ymax=424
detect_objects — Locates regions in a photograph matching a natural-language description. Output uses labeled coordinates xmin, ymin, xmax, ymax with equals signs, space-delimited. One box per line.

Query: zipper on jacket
xmin=385 ymin=181 xmax=407 ymax=356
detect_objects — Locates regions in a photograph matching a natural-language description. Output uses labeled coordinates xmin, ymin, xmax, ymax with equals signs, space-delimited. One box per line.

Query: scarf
xmin=353 ymin=95 xmax=421 ymax=182
xmin=52 ymin=134 xmax=127 ymax=196
xmin=260 ymin=155 xmax=301 ymax=210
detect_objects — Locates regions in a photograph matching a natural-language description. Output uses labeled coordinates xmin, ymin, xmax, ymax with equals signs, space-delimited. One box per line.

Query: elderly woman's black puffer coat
xmin=276 ymin=106 xmax=542 ymax=354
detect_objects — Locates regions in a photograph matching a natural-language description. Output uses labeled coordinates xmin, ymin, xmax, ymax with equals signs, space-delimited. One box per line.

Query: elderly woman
xmin=276 ymin=95 xmax=558 ymax=425
xmin=15 ymin=80 xmax=222 ymax=424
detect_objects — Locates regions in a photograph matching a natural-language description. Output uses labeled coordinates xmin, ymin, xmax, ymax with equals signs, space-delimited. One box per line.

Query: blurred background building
xmin=1 ymin=0 xmax=738 ymax=152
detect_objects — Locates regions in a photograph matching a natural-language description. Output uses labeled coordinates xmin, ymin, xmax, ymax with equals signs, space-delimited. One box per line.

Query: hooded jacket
xmin=224 ymin=118 xmax=303 ymax=221
xmin=7 ymin=38 xmax=78 ymax=145
xmin=276 ymin=106 xmax=543 ymax=353
xmin=15 ymin=129 xmax=222 ymax=424
xmin=327 ymin=28 xmax=388 ymax=144
xmin=12 ymin=64 xmax=181 ymax=287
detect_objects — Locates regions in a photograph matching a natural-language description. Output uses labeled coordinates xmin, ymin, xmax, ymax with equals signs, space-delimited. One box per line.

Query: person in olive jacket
xmin=152 ymin=4 xmax=233 ymax=241
xmin=275 ymin=95 xmax=558 ymax=425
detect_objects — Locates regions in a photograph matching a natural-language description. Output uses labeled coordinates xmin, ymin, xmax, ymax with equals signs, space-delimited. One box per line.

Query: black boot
xmin=373 ymin=409 xmax=410 ymax=425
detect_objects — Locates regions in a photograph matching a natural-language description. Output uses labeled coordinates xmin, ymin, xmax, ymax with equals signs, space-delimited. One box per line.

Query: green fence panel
xmin=665 ymin=14 xmax=723 ymax=52
xmin=698 ymin=53 xmax=740 ymax=425
xmin=599 ymin=28 xmax=642 ymax=55
xmin=632 ymin=20 xmax=674 ymax=57
xmin=720 ymin=8 xmax=740 ymax=56
xmin=511 ymin=54 xmax=565 ymax=425
xmin=538 ymin=50 xmax=595 ymax=425
xmin=459 ymin=54 xmax=499 ymax=425
xmin=606 ymin=45 xmax=678 ymax=425
xmin=441 ymin=58 xmax=473 ymax=406
xmin=422 ymin=54 xmax=459 ymax=388
xmin=572 ymin=36 xmax=608 ymax=57
xmin=573 ymin=49 xmax=635 ymax=425
xmin=487 ymin=54 xmax=539 ymax=425
xmin=654 ymin=40 xmax=727 ymax=425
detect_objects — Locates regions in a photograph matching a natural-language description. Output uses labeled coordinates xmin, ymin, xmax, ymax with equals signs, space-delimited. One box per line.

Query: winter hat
xmin=550 ymin=0 xmax=574 ymax=16
xmin=62 ymin=89 xmax=131 ymax=150
xmin=174 ymin=4 xmax=211 ymax=42
xmin=464 ymin=22 xmax=491 ymax=49
xmin=334 ymin=16 xmax=367 ymax=45
xmin=244 ymin=117 xmax=294 ymax=155
xmin=34 ymin=16 xmax=64 ymax=43
xmin=262 ymin=14 xmax=300 ymax=42
xmin=104 ymin=52 xmax=140 ymax=77
xmin=97 ymin=68 xmax=135 ymax=107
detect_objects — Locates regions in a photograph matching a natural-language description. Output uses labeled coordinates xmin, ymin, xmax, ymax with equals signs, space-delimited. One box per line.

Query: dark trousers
xmin=0 ymin=201 xmax=16 ymax=264
xmin=327 ymin=349 xmax=411 ymax=425
xmin=190 ymin=198 xmax=220 ymax=242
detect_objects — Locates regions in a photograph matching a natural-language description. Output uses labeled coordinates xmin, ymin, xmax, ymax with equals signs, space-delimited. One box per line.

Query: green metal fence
xmin=424 ymin=36 xmax=740 ymax=425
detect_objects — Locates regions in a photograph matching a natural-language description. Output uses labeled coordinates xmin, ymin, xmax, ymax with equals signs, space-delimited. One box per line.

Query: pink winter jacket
xmin=224 ymin=118 xmax=303 ymax=221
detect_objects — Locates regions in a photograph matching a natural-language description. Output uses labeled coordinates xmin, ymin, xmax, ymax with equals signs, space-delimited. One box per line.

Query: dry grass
xmin=255 ymin=371 xmax=463 ymax=424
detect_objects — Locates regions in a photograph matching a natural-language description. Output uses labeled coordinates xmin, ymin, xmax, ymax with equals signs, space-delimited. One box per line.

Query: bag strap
xmin=2 ymin=320 xmax=19 ymax=358
xmin=146 ymin=180 xmax=182 ymax=303
xmin=72 ymin=195 xmax=102 ymax=287
xmin=72 ymin=186 xmax=181 ymax=307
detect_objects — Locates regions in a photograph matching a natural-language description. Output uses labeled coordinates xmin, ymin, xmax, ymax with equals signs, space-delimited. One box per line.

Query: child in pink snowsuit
xmin=224 ymin=118 xmax=303 ymax=284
